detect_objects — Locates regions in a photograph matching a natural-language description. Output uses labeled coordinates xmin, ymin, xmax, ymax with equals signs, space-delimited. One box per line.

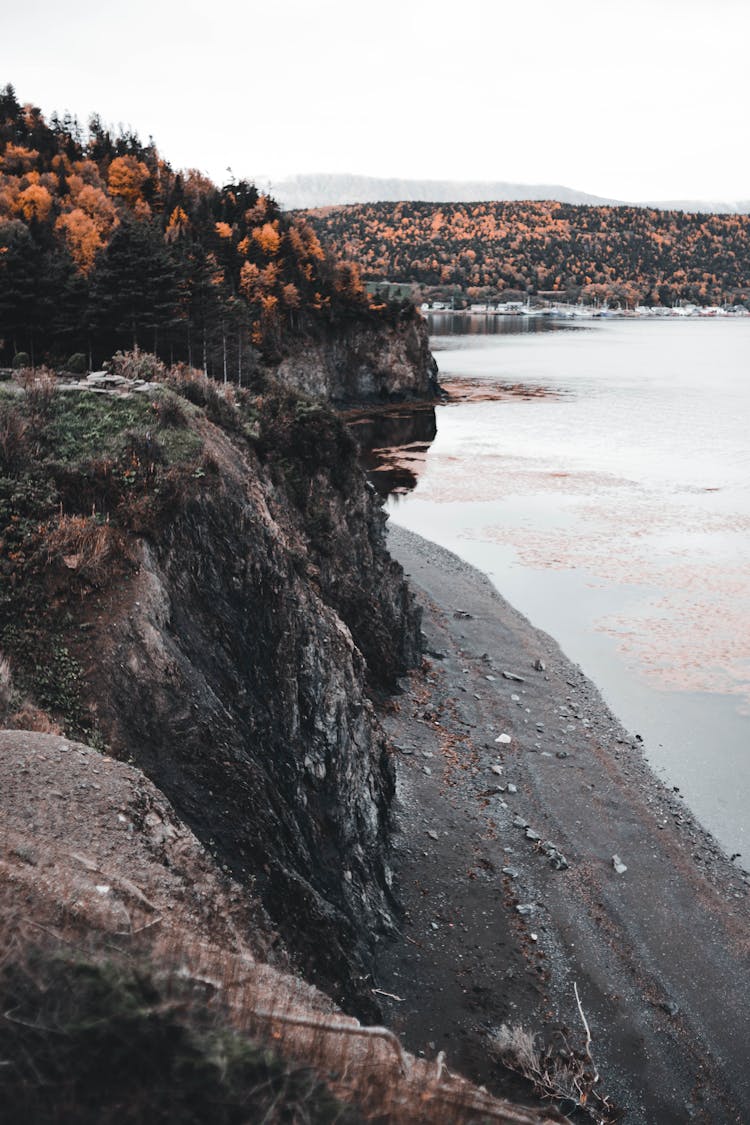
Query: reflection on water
xmin=348 ymin=406 xmax=437 ymax=497
xmin=426 ymin=312 xmax=583 ymax=337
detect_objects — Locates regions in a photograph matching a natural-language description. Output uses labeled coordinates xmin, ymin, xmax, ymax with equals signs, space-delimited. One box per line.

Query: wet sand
xmin=374 ymin=524 xmax=750 ymax=1124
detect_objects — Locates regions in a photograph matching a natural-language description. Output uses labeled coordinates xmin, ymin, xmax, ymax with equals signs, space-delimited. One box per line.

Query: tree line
xmin=302 ymin=199 xmax=750 ymax=308
xmin=0 ymin=84 xmax=396 ymax=377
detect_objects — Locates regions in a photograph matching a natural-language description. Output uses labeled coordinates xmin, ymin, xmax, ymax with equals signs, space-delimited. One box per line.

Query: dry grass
xmin=17 ymin=366 xmax=58 ymax=417
xmin=45 ymin=514 xmax=133 ymax=589
xmin=0 ymin=399 xmax=29 ymax=473
xmin=0 ymin=853 xmax=557 ymax=1124
xmin=489 ymin=1022 xmax=619 ymax=1124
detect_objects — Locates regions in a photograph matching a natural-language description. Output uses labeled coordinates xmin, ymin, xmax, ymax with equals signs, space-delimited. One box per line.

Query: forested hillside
xmin=304 ymin=200 xmax=750 ymax=307
xmin=0 ymin=84 xmax=393 ymax=374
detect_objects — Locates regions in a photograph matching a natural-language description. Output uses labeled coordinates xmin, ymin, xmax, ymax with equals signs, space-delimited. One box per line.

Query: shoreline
xmin=374 ymin=524 xmax=749 ymax=1124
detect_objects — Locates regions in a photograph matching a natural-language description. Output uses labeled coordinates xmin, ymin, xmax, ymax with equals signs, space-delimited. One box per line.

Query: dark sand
xmin=374 ymin=524 xmax=750 ymax=1124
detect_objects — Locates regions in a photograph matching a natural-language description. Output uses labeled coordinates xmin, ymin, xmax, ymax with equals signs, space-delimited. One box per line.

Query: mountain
xmin=265 ymin=173 xmax=750 ymax=215
xmin=303 ymin=199 xmax=750 ymax=307
xmin=265 ymin=172 xmax=621 ymax=210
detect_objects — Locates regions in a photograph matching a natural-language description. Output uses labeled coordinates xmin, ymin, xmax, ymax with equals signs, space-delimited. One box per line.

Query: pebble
xmin=495 ymin=733 xmax=512 ymax=745
xmin=556 ymin=750 xmax=570 ymax=759
xmin=612 ymin=854 xmax=628 ymax=875
xmin=427 ymin=829 xmax=439 ymax=840
xmin=513 ymin=816 xmax=528 ymax=829
xmin=502 ymin=671 xmax=525 ymax=683
xmin=507 ymin=783 xmax=518 ymax=794
xmin=490 ymin=764 xmax=504 ymax=777
xmin=526 ymin=828 xmax=541 ymax=842
xmin=516 ymin=904 xmax=535 ymax=916
xmin=502 ymin=867 xmax=520 ymax=879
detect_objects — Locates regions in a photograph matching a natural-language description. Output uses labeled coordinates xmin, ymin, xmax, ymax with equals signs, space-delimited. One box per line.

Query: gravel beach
xmin=374 ymin=524 xmax=750 ymax=1124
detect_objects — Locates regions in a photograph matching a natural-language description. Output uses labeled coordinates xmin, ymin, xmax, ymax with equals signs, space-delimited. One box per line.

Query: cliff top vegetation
xmin=0 ymin=83 xmax=416 ymax=376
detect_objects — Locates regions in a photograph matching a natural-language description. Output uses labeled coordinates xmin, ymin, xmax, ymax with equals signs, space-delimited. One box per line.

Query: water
xmin=386 ymin=317 xmax=750 ymax=863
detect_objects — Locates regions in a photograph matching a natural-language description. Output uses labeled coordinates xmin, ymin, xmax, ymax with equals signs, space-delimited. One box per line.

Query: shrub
xmin=11 ymin=352 xmax=30 ymax=369
xmin=165 ymin=364 xmax=238 ymax=429
xmin=107 ymin=348 xmax=166 ymax=383
xmin=65 ymin=353 xmax=88 ymax=375
xmin=45 ymin=515 xmax=133 ymax=589
xmin=0 ymin=401 xmax=29 ymax=474
xmin=153 ymin=392 xmax=187 ymax=429
xmin=18 ymin=367 xmax=57 ymax=419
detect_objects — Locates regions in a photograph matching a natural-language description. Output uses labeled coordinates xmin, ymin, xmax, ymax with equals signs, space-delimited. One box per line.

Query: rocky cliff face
xmin=61 ymin=394 xmax=421 ymax=1014
xmin=272 ymin=312 xmax=439 ymax=402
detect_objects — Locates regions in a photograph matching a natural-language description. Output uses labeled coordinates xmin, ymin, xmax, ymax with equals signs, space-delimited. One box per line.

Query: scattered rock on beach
xmin=533 ymin=658 xmax=546 ymax=671
xmin=612 ymin=854 xmax=628 ymax=875
xmin=502 ymin=671 xmax=525 ymax=683
xmin=495 ymin=733 xmax=512 ymax=745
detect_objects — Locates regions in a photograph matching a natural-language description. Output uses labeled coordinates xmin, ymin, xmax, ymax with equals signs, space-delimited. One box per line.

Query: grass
xmin=42 ymin=391 xmax=203 ymax=466
xmin=0 ymin=945 xmax=360 ymax=1124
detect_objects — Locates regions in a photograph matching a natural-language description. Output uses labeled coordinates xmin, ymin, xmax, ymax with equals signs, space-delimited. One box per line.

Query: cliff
xmin=0 ymin=372 xmax=420 ymax=1014
xmin=271 ymin=311 xmax=440 ymax=403
xmin=0 ymin=728 xmax=557 ymax=1124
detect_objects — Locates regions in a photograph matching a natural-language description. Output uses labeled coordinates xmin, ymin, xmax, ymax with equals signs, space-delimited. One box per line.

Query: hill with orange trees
xmin=302 ymin=200 xmax=750 ymax=308
xmin=0 ymin=84 xmax=410 ymax=376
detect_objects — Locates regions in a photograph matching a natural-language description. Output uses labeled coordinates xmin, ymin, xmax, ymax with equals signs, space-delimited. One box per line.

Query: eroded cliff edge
xmin=0 ymin=374 xmax=421 ymax=1014
xmin=271 ymin=311 xmax=440 ymax=402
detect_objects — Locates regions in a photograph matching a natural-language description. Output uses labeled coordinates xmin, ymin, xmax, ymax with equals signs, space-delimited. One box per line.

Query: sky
xmin=2 ymin=0 xmax=749 ymax=202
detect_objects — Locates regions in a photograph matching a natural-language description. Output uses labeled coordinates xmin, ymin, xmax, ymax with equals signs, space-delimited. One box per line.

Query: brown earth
xmin=373 ymin=524 xmax=750 ymax=1125
xmin=0 ymin=728 xmax=558 ymax=1124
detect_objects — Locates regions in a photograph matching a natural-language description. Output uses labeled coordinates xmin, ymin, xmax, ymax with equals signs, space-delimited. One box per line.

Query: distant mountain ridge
xmin=266 ymin=173 xmax=750 ymax=216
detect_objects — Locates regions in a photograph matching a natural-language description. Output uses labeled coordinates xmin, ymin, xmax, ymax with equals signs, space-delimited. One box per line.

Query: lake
xmin=383 ymin=316 xmax=750 ymax=864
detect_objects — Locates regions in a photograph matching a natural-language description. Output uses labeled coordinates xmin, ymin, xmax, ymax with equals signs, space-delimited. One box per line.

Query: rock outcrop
xmin=48 ymin=393 xmax=421 ymax=1015
xmin=272 ymin=312 xmax=439 ymax=402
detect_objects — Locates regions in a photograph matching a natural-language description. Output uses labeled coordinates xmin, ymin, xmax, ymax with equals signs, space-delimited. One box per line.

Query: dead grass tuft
xmin=0 ymin=400 xmax=29 ymax=473
xmin=45 ymin=514 xmax=134 ymax=589
xmin=489 ymin=1020 xmax=619 ymax=1123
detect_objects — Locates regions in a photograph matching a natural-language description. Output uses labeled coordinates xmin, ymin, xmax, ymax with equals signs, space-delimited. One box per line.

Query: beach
xmin=374 ymin=524 xmax=750 ymax=1124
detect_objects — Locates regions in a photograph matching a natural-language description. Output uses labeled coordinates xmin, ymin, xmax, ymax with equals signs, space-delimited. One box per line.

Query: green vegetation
xmin=0 ymin=944 xmax=359 ymax=1124
xmin=0 ymin=369 xmax=211 ymax=738
xmin=0 ymin=82 xmax=410 ymax=376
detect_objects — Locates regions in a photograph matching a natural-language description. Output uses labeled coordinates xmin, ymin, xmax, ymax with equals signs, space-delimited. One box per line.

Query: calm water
xmin=387 ymin=318 xmax=750 ymax=863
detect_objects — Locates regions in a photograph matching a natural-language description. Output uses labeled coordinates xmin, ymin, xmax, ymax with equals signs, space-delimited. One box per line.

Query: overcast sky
xmin=3 ymin=0 xmax=749 ymax=202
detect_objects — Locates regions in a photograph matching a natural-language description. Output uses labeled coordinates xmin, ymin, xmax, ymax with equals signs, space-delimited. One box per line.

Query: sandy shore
xmin=374 ymin=524 xmax=750 ymax=1124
